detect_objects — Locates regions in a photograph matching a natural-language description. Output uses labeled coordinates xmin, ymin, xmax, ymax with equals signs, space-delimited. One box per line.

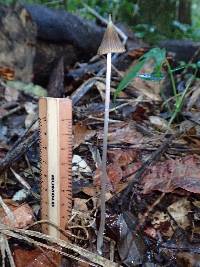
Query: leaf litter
xmin=0 ymin=13 xmax=200 ymax=267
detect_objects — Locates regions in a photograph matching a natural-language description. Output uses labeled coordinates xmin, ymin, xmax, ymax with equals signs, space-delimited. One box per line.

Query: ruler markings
xmin=39 ymin=97 xmax=72 ymax=240
xmin=39 ymin=97 xmax=49 ymax=234
xmin=59 ymin=99 xmax=72 ymax=240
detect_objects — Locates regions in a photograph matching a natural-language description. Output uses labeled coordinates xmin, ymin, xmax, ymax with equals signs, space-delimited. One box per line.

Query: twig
xmin=83 ymin=3 xmax=127 ymax=45
xmin=10 ymin=168 xmax=31 ymax=191
xmin=0 ymin=195 xmax=15 ymax=226
xmin=0 ymin=234 xmax=16 ymax=267
xmin=10 ymin=118 xmax=38 ymax=150
xmin=88 ymin=116 xmax=122 ymax=123
xmin=0 ymin=223 xmax=121 ymax=267
xmin=4 ymin=237 xmax=15 ymax=267
xmin=71 ymin=77 xmax=104 ymax=105
xmin=0 ymin=106 xmax=23 ymax=121
xmin=0 ymin=131 xmax=39 ymax=175
xmin=118 ymin=132 xmax=180 ymax=207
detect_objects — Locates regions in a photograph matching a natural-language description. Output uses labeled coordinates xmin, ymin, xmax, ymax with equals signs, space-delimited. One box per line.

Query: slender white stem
xmin=97 ymin=53 xmax=112 ymax=254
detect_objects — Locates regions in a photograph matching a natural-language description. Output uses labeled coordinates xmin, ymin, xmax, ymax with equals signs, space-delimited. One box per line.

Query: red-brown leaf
xmin=142 ymin=155 xmax=200 ymax=194
xmin=108 ymin=149 xmax=138 ymax=167
xmin=13 ymin=247 xmax=60 ymax=267
xmin=2 ymin=203 xmax=34 ymax=228
xmin=73 ymin=122 xmax=95 ymax=148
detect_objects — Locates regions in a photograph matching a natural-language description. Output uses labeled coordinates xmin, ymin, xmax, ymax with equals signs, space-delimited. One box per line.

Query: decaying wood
xmin=26 ymin=3 xmax=105 ymax=85
xmin=159 ymin=39 xmax=200 ymax=61
xmin=47 ymin=57 xmax=64 ymax=97
xmin=0 ymin=3 xmax=104 ymax=84
xmin=34 ymin=40 xmax=77 ymax=85
xmin=67 ymin=52 xmax=132 ymax=80
xmin=25 ymin=4 xmax=104 ymax=55
xmin=67 ymin=60 xmax=104 ymax=80
xmin=0 ymin=4 xmax=36 ymax=82
xmin=0 ymin=3 xmax=146 ymax=86
xmin=71 ymin=77 xmax=101 ymax=105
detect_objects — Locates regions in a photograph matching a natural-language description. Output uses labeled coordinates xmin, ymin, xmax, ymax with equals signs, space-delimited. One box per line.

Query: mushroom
xmin=97 ymin=15 xmax=125 ymax=254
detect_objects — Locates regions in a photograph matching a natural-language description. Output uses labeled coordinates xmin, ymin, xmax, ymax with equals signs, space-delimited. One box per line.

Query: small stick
xmin=0 ymin=223 xmax=121 ymax=267
xmin=83 ymin=3 xmax=127 ymax=45
xmin=97 ymin=15 xmax=125 ymax=254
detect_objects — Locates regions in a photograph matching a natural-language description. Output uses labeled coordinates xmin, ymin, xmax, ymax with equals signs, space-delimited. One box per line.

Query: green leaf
xmin=114 ymin=59 xmax=145 ymax=98
xmin=143 ymin=48 xmax=166 ymax=74
xmin=175 ymin=95 xmax=182 ymax=109
xmin=115 ymin=48 xmax=166 ymax=98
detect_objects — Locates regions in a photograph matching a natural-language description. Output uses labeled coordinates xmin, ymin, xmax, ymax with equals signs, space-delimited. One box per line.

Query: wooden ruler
xmin=39 ymin=97 xmax=72 ymax=240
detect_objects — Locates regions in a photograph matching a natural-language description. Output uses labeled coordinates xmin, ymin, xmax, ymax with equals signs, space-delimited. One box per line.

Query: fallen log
xmin=0 ymin=3 xmax=148 ymax=86
xmin=159 ymin=39 xmax=200 ymax=62
xmin=25 ymin=4 xmax=104 ymax=56
xmin=0 ymin=3 xmax=104 ymax=84
xmin=0 ymin=4 xmax=36 ymax=83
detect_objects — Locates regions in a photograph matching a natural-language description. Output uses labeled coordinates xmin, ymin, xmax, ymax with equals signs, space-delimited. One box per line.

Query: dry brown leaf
xmin=93 ymin=164 xmax=118 ymax=189
xmin=73 ymin=198 xmax=88 ymax=212
xmin=94 ymin=149 xmax=141 ymax=190
xmin=177 ymin=252 xmax=200 ymax=267
xmin=167 ymin=198 xmax=190 ymax=229
xmin=128 ymin=47 xmax=149 ymax=59
xmin=122 ymin=161 xmax=142 ymax=178
xmin=149 ymin=115 xmax=169 ymax=131
xmin=107 ymin=162 xmax=123 ymax=187
xmin=73 ymin=122 xmax=96 ymax=148
xmin=107 ymin=122 xmax=144 ymax=144
xmin=82 ymin=186 xmax=98 ymax=197
xmin=187 ymin=81 xmax=200 ymax=110
xmin=142 ymin=155 xmax=200 ymax=194
xmin=2 ymin=203 xmax=35 ymax=228
xmin=108 ymin=149 xmax=138 ymax=167
xmin=93 ymin=162 xmax=122 ymax=190
xmin=0 ymin=199 xmax=18 ymax=220
xmin=0 ymin=66 xmax=15 ymax=81
xmin=13 ymin=247 xmax=60 ymax=267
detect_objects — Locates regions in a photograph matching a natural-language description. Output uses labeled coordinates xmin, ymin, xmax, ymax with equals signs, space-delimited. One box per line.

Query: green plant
xmin=115 ymin=47 xmax=198 ymax=126
xmin=164 ymin=61 xmax=198 ymax=125
xmin=114 ymin=48 xmax=166 ymax=97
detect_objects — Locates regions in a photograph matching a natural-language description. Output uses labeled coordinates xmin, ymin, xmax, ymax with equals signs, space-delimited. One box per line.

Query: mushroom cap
xmin=98 ymin=16 xmax=125 ymax=55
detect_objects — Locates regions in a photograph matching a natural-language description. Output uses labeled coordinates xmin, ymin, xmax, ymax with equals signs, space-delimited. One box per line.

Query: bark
xmin=34 ymin=40 xmax=77 ymax=85
xmin=0 ymin=4 xmax=36 ymax=83
xmin=24 ymin=4 xmax=103 ymax=56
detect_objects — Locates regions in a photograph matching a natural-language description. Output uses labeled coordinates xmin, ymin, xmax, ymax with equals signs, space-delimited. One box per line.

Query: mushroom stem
xmin=97 ymin=52 xmax=112 ymax=254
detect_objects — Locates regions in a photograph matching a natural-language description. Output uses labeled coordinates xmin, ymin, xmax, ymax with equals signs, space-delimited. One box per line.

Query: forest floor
xmin=1 ymin=6 xmax=200 ymax=267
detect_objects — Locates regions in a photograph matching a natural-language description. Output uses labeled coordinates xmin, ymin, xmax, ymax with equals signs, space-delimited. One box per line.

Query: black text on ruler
xmin=51 ymin=174 xmax=55 ymax=207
